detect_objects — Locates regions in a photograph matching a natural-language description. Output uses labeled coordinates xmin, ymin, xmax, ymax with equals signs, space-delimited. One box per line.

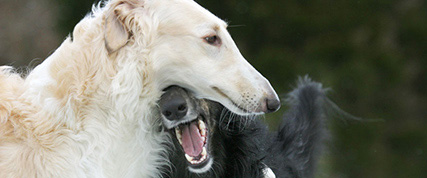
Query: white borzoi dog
xmin=0 ymin=0 xmax=280 ymax=177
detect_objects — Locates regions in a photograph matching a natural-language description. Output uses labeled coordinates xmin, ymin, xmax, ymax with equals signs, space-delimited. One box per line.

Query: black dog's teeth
xmin=185 ymin=147 xmax=208 ymax=164
xmin=198 ymin=120 xmax=207 ymax=140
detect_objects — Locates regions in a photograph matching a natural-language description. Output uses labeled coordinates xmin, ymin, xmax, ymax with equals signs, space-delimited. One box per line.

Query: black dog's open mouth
xmin=173 ymin=119 xmax=209 ymax=166
xmin=159 ymin=86 xmax=213 ymax=171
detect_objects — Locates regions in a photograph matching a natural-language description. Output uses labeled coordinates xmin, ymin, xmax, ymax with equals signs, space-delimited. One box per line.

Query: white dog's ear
xmin=104 ymin=1 xmax=138 ymax=54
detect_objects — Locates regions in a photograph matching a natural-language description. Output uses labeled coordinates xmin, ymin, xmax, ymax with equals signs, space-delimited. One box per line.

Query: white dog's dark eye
xmin=204 ymin=35 xmax=221 ymax=46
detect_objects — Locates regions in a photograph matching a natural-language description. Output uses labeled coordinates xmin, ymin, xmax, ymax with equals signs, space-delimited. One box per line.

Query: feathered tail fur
xmin=266 ymin=77 xmax=328 ymax=178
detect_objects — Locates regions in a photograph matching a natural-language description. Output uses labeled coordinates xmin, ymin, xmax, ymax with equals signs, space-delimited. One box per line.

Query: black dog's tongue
xmin=180 ymin=121 xmax=204 ymax=157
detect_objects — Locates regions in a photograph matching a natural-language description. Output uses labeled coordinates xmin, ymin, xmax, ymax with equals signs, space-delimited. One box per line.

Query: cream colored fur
xmin=0 ymin=0 xmax=278 ymax=177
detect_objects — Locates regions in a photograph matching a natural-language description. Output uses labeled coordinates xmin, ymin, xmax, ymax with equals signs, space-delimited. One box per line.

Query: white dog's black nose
xmin=259 ymin=93 xmax=281 ymax=114
xmin=266 ymin=97 xmax=281 ymax=113
xmin=159 ymin=87 xmax=189 ymax=121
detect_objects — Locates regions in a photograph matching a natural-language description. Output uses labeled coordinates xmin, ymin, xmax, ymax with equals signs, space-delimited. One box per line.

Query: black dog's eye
xmin=204 ymin=35 xmax=221 ymax=46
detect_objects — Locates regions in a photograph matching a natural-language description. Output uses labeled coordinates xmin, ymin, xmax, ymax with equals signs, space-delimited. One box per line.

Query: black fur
xmin=265 ymin=78 xmax=326 ymax=177
xmin=161 ymin=77 xmax=327 ymax=178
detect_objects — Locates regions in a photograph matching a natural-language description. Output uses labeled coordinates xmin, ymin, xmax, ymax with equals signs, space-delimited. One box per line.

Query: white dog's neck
xmin=20 ymin=14 xmax=167 ymax=177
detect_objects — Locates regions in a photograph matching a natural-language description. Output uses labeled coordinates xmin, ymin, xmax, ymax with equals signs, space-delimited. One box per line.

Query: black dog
xmin=159 ymin=78 xmax=327 ymax=178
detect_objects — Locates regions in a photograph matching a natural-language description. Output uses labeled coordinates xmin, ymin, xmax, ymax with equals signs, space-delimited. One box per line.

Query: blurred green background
xmin=1 ymin=0 xmax=426 ymax=177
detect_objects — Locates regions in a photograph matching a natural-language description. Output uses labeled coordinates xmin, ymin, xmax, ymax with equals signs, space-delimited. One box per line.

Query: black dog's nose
xmin=159 ymin=87 xmax=189 ymax=121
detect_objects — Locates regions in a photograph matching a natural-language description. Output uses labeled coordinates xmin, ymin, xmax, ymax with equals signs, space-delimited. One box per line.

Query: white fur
xmin=187 ymin=158 xmax=214 ymax=174
xmin=263 ymin=167 xmax=276 ymax=178
xmin=0 ymin=0 xmax=278 ymax=177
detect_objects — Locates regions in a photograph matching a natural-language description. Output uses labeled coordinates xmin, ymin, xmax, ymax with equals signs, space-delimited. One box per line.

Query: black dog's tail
xmin=266 ymin=77 xmax=328 ymax=178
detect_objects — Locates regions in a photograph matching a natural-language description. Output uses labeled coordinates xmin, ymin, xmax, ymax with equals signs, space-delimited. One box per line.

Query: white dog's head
xmin=104 ymin=0 xmax=280 ymax=115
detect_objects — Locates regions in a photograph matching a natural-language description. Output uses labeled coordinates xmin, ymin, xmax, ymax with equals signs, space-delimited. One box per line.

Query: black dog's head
xmin=159 ymin=86 xmax=273 ymax=178
xmin=159 ymin=86 xmax=223 ymax=174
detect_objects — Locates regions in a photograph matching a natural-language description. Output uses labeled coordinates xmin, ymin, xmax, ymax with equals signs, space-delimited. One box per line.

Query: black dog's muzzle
xmin=159 ymin=86 xmax=201 ymax=129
